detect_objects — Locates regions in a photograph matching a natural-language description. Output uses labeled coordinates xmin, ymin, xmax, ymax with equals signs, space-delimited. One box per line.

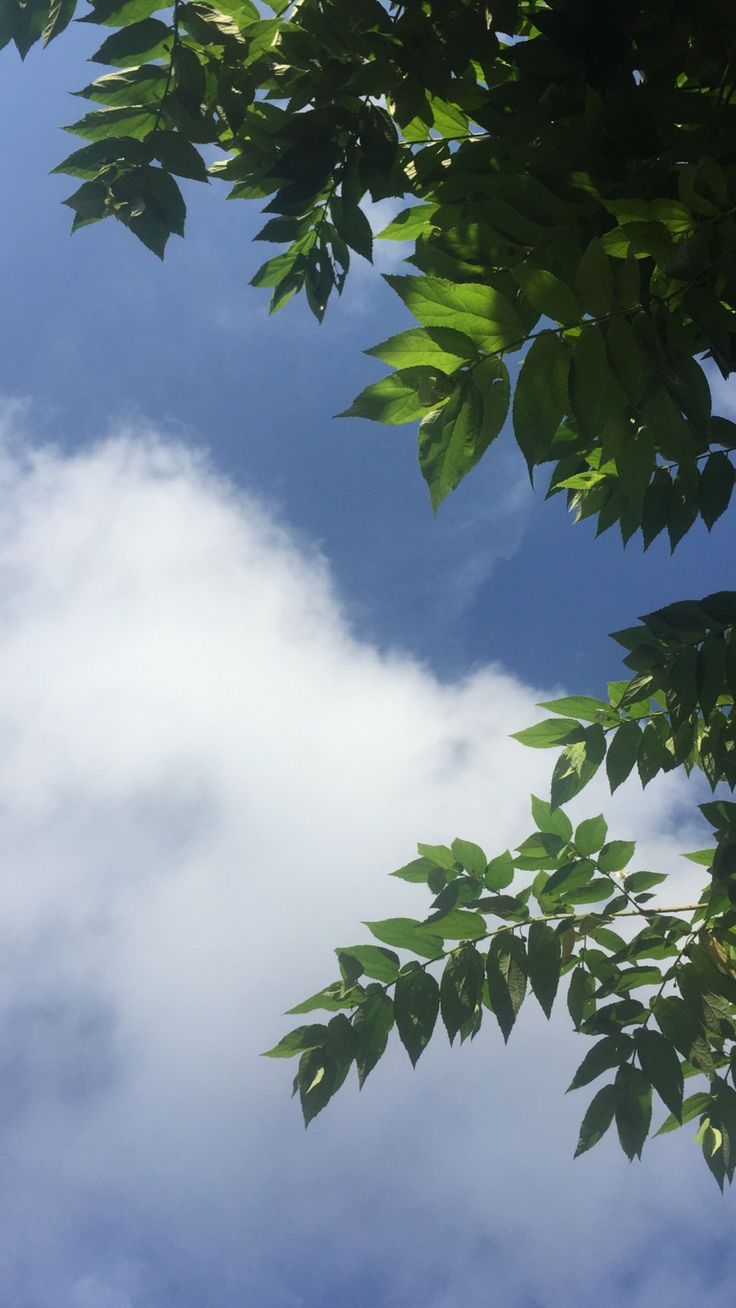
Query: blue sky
xmin=0 ymin=29 xmax=735 ymax=1308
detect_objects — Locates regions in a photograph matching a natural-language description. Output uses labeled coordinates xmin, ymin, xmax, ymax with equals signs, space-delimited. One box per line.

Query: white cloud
xmin=0 ymin=410 xmax=727 ymax=1307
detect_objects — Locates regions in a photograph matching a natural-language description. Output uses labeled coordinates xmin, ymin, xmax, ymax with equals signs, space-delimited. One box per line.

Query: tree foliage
xmin=6 ymin=0 xmax=736 ymax=1182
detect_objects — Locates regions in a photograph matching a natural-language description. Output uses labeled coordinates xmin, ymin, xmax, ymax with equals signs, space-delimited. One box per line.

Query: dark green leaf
xmin=575 ymin=238 xmax=613 ymax=317
xmin=698 ymin=452 xmax=734 ymax=530
xmin=567 ymin=966 xmax=595 ymax=1029
xmin=568 ymin=1035 xmax=633 ymax=1090
xmin=353 ymin=989 xmax=394 ymax=1087
xmin=606 ymin=721 xmax=643 ymax=793
xmin=335 ymin=945 xmax=400 ymax=984
xmin=486 ymin=934 xmax=527 ymax=1042
xmin=636 ymin=1029 xmax=684 ymax=1119
xmin=656 ymin=1091 xmax=713 ymax=1135
xmin=263 ymin=1023 xmax=328 ymax=1058
xmin=440 ymin=944 xmax=484 ymax=1043
xmin=614 ymin=1062 xmax=652 ymax=1160
xmin=394 ymin=964 xmax=440 ymax=1066
xmin=512 ymin=331 xmax=569 ymax=470
xmin=574 ymin=1083 xmax=617 ymax=1157
xmin=514 ymin=266 xmax=580 ymax=323
xmin=527 ymin=920 xmax=560 ymax=1018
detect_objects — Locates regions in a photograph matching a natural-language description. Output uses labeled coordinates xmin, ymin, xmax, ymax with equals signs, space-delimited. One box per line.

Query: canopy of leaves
xmin=7 ymin=0 xmax=736 ymax=1187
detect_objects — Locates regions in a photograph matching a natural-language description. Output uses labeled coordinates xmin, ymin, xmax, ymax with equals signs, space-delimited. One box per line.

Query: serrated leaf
xmin=91 ymin=16 xmax=171 ymax=65
xmin=484 ymin=850 xmax=515 ymax=891
xmin=655 ymin=1090 xmax=712 ymax=1135
xmin=614 ymin=1062 xmax=652 ymax=1160
xmin=606 ymin=720 xmax=643 ymax=792
xmin=385 ymin=275 xmax=523 ymax=352
xmin=530 ymin=794 xmax=573 ymax=841
xmin=575 ymin=238 xmax=613 ymax=317
xmin=394 ymin=964 xmax=440 ymax=1065
xmin=514 ymin=265 xmax=580 ymax=323
xmin=568 ymin=1034 xmax=633 ymax=1090
xmin=335 ymin=945 xmax=400 ymax=984
xmin=341 ymin=367 xmax=449 ymax=425
xmin=636 ymin=1029 xmax=684 ymax=1119
xmin=486 ymin=933 xmax=527 ymax=1041
xmin=263 ymin=1023 xmax=328 ymax=1058
xmin=364 ymin=917 xmax=443 ymax=959
xmin=451 ymin=838 xmax=487 ymax=878
xmin=511 ymin=717 xmax=584 ymax=749
xmin=366 ymin=327 xmax=477 ymax=372
xmin=418 ymin=374 xmax=490 ymax=510
xmin=423 ymin=908 xmax=486 ymax=940
xmin=330 ymin=196 xmax=373 ymax=261
xmin=527 ymin=920 xmax=560 ymax=1018
xmin=598 ymin=840 xmax=636 ymax=873
xmin=440 ymin=944 xmax=484 ymax=1043
xmin=574 ymin=1083 xmax=617 ymax=1156
xmin=574 ymin=815 xmax=608 ymax=856
xmin=567 ymin=966 xmax=595 ymax=1029
xmin=698 ymin=452 xmax=734 ymax=529
xmin=513 ymin=331 xmax=569 ymax=470
xmin=353 ymin=990 xmax=394 ymax=1087
xmin=537 ymin=695 xmax=611 ymax=722
xmin=378 ymin=204 xmax=437 ymax=241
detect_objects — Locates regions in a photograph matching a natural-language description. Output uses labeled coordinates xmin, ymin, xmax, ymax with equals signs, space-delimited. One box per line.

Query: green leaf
xmin=91 ymin=17 xmax=171 ymax=65
xmin=530 ymin=794 xmax=573 ymax=841
xmin=149 ymin=130 xmax=208 ymax=181
xmin=451 ymin=838 xmax=487 ymax=878
xmin=653 ymin=996 xmax=716 ymax=1075
xmin=394 ymin=963 xmax=440 ymax=1066
xmin=365 ymin=917 xmax=443 ymax=959
xmin=65 ymin=106 xmax=157 ymax=142
xmin=570 ymin=324 xmax=628 ymax=439
xmin=81 ymin=0 xmax=165 ymax=24
xmin=366 ymin=327 xmax=477 ymax=372
xmin=656 ymin=1091 xmax=712 ymax=1135
xmin=568 ymin=1035 xmax=633 ymax=1090
xmin=378 ymin=204 xmax=437 ymax=241
xmin=597 ymin=840 xmax=636 ymax=873
xmin=385 ymin=275 xmax=523 ymax=352
xmin=574 ymin=815 xmax=608 ymax=856
xmin=624 ymin=871 xmax=666 ymax=893
xmin=527 ymin=920 xmax=560 ymax=1018
xmin=484 ymin=851 xmax=515 ymax=891
xmin=353 ymin=989 xmax=394 ymax=1087
xmin=514 ymin=266 xmax=580 ymax=323
xmin=418 ymin=374 xmax=493 ymax=510
xmin=440 ymin=944 xmax=484 ymax=1043
xmin=390 ymin=856 xmax=436 ymax=883
xmin=567 ymin=966 xmax=595 ymax=1029
xmin=574 ymin=1083 xmax=617 ymax=1156
xmin=550 ymin=725 xmax=606 ymax=808
xmin=486 ymin=934 xmax=527 ymax=1042
xmin=614 ymin=1063 xmax=652 ymax=1160
xmin=537 ymin=695 xmax=611 ymax=722
xmin=52 ymin=136 xmax=151 ymax=178
xmin=296 ymin=1047 xmax=336 ymax=1124
xmin=512 ymin=331 xmax=569 ymax=470
xmin=606 ymin=317 xmax=649 ymax=405
xmin=416 ymin=843 xmax=456 ymax=869
xmin=341 ymin=367 xmax=450 ymax=425
xmin=330 ymin=196 xmax=373 ymax=262
xmin=636 ymin=1029 xmax=684 ymax=1120
xmin=263 ymin=1023 xmax=328 ymax=1058
xmin=335 ymin=945 xmax=400 ymax=984
xmin=511 ymin=717 xmax=584 ymax=749
xmin=575 ymin=238 xmax=613 ymax=317
xmin=697 ymin=636 xmax=727 ymax=718
xmin=606 ymin=720 xmax=643 ymax=793
xmin=423 ymin=908 xmax=486 ymax=940
xmin=698 ymin=452 xmax=734 ymax=529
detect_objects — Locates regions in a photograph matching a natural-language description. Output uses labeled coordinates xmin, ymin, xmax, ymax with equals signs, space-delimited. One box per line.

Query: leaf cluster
xmin=270 ymin=593 xmax=736 ymax=1185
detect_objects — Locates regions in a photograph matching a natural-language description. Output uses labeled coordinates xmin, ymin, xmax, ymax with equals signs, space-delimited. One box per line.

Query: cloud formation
xmin=0 ymin=412 xmax=729 ymax=1307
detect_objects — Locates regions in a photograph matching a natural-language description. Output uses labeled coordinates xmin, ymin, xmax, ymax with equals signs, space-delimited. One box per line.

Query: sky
xmin=0 ymin=27 xmax=735 ymax=1308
